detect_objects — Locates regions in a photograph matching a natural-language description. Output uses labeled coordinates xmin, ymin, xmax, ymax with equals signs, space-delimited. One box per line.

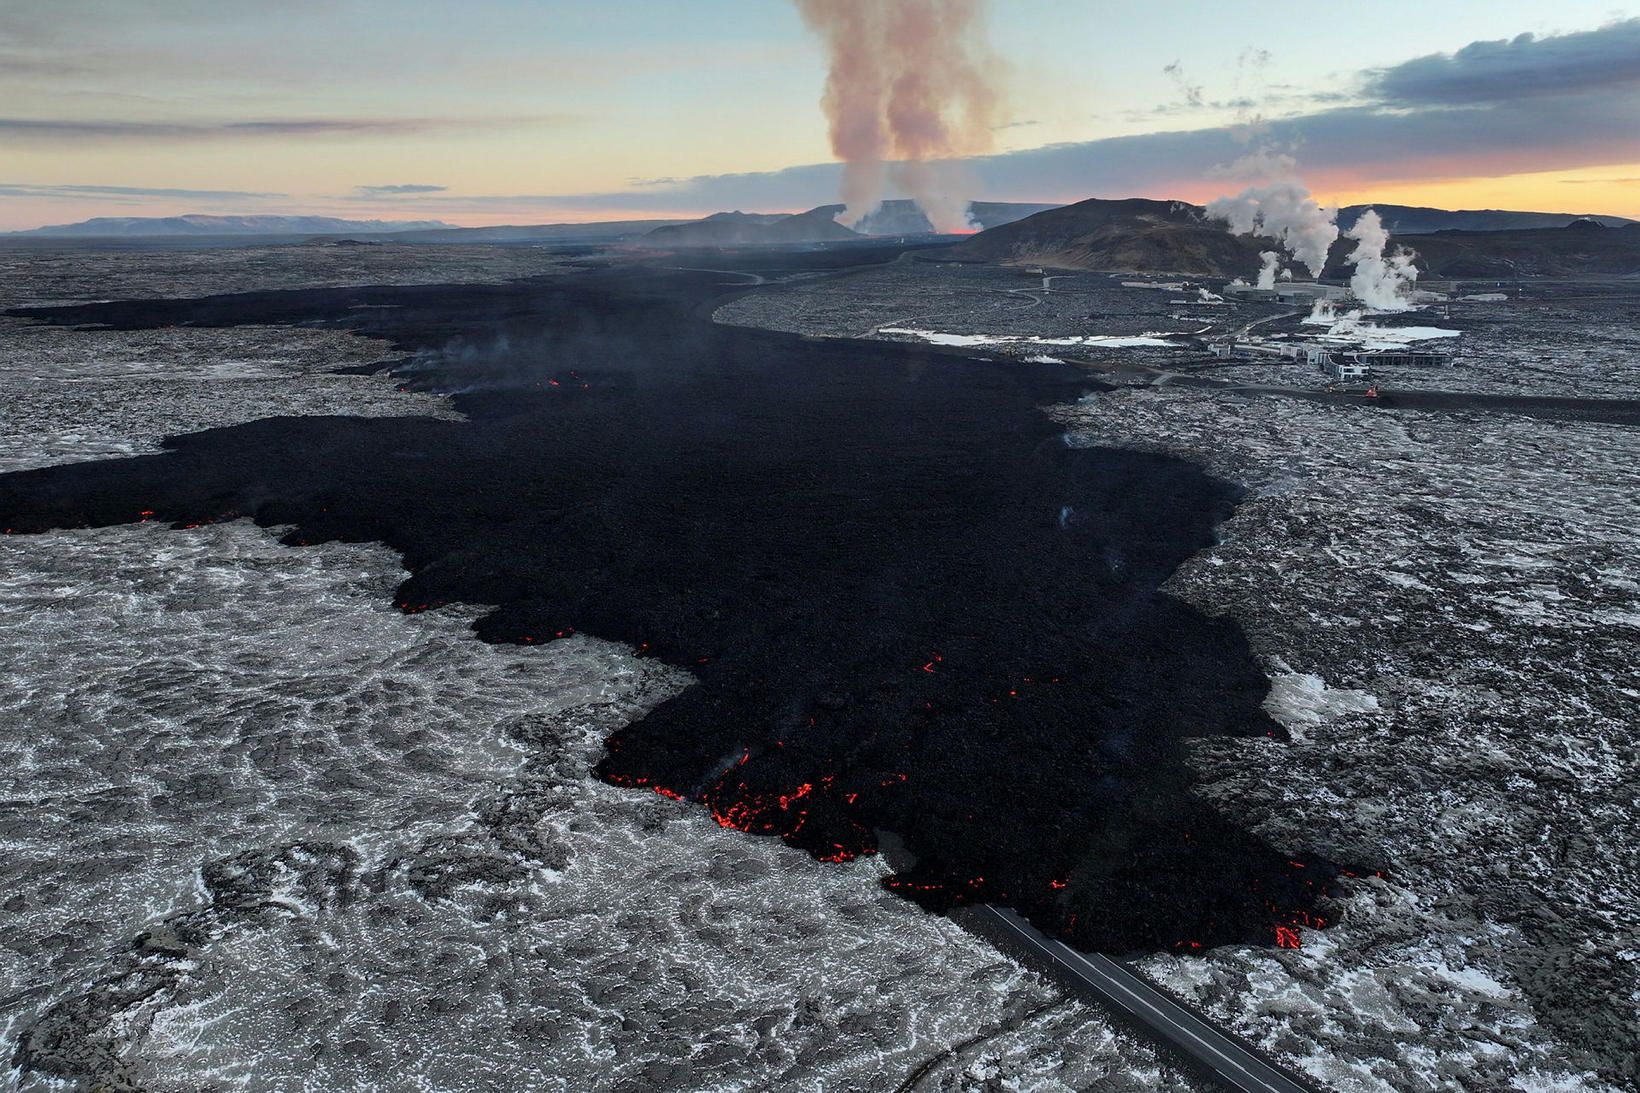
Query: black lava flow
xmin=0 ymin=248 xmax=1351 ymax=953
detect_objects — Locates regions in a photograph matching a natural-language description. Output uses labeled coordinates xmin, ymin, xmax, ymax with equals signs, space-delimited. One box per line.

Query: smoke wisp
xmin=794 ymin=0 xmax=1001 ymax=233
xmin=1345 ymin=209 xmax=1420 ymax=311
xmin=1206 ymin=150 xmax=1339 ymax=279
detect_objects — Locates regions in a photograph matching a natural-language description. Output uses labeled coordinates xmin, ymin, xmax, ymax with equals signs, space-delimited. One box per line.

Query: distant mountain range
xmin=1336 ymin=204 xmax=1633 ymax=235
xmin=14 ymin=214 xmax=457 ymax=237
xmin=830 ymin=200 xmax=1062 ymax=236
xmin=950 ymin=197 xmax=1640 ymax=278
xmin=3 ymin=202 xmax=1058 ymax=246
xmin=644 ymin=208 xmax=860 ymax=247
xmin=640 ymin=200 xmax=1063 ymax=247
xmin=383 ymin=219 xmax=692 ymax=243
xmin=1381 ymin=220 xmax=1640 ymax=279
xmin=10 ymin=203 xmax=1636 ymax=279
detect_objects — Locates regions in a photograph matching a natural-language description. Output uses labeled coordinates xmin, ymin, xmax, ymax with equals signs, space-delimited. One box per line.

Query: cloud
xmin=0 ymin=182 xmax=283 ymax=199
xmin=0 ymin=115 xmax=571 ymax=142
xmin=509 ymin=87 xmax=1640 ymax=215
xmin=353 ymin=183 xmax=448 ymax=195
xmin=1366 ymin=18 xmax=1640 ymax=105
xmin=1560 ymin=177 xmax=1640 ymax=184
xmin=511 ymin=20 xmax=1640 ymax=216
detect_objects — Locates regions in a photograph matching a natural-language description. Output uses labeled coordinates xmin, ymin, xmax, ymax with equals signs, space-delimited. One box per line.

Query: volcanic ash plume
xmin=1206 ymin=153 xmax=1338 ymax=279
xmin=1345 ymin=209 xmax=1419 ymax=312
xmin=794 ymin=0 xmax=1001 ymax=233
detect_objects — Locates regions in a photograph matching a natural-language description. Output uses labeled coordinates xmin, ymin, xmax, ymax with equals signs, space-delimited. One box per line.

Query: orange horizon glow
xmin=5 ymin=162 xmax=1637 ymax=234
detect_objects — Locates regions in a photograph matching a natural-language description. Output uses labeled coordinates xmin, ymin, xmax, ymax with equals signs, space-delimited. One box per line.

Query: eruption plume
xmin=794 ymin=0 xmax=1001 ymax=233
xmin=1206 ymin=150 xmax=1338 ymax=279
xmin=1345 ymin=209 xmax=1420 ymax=312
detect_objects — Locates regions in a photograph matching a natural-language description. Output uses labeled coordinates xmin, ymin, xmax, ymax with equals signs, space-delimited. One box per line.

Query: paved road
xmin=973 ymin=906 xmax=1322 ymax=1093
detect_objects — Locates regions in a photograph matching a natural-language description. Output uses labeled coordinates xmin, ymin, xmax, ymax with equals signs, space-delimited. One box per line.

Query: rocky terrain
xmin=718 ymin=258 xmax=1640 ymax=401
xmin=0 ymin=244 xmax=577 ymax=473
xmin=945 ymin=198 xmax=1640 ymax=279
xmin=0 ymin=244 xmax=1198 ymax=1092
xmin=718 ymin=256 xmax=1639 ymax=1090
xmin=3 ymin=240 xmax=1634 ymax=1092
xmin=2 ymin=521 xmax=1193 ymax=1092
xmin=1054 ymin=385 xmax=1638 ymax=1092
xmin=947 ymin=198 xmax=1266 ymax=275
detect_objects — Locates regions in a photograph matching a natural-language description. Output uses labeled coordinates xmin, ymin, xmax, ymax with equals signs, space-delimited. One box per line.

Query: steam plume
xmin=1256 ymin=250 xmax=1282 ymax=290
xmin=1206 ymin=150 xmax=1338 ymax=279
xmin=794 ymin=0 xmax=1001 ymax=233
xmin=1345 ymin=209 xmax=1419 ymax=311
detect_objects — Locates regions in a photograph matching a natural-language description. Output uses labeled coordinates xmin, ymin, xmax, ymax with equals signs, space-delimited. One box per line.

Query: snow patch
xmin=878 ymin=327 xmax=1178 ymax=349
xmin=1263 ymin=666 xmax=1380 ymax=736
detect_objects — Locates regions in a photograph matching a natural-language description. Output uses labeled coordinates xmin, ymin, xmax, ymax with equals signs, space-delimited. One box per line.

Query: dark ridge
xmin=0 ymin=250 xmax=1349 ymax=953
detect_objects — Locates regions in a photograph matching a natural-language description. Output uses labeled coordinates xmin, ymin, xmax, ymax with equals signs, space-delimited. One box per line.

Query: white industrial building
xmin=1223 ymin=282 xmax=1348 ymax=304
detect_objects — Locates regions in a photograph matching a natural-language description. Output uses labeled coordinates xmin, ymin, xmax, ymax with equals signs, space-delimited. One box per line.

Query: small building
xmin=1274 ymin=282 xmax=1347 ymax=305
xmin=1221 ymin=284 xmax=1276 ymax=301
xmin=1329 ymin=360 xmax=1370 ymax=382
xmin=1344 ymin=348 xmax=1454 ymax=368
xmin=1223 ymin=281 xmax=1347 ymax=304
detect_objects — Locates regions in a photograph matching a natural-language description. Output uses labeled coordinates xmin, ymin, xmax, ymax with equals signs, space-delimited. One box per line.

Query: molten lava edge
xmin=0 ymin=250 xmax=1355 ymax=954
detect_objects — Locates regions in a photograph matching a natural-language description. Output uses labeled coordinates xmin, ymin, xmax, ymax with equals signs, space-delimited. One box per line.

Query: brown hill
xmin=1369 ymin=222 xmax=1640 ymax=279
xmin=644 ymin=208 xmax=859 ymax=247
xmin=811 ymin=200 xmax=1062 ymax=235
xmin=947 ymin=198 xmax=1267 ymax=275
xmin=952 ymin=198 xmax=1640 ymax=280
xmin=1337 ymin=204 xmax=1632 ymax=235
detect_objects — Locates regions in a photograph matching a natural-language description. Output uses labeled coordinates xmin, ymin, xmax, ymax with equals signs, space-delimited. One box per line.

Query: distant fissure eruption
xmin=794 ymin=0 xmax=1001 ymax=233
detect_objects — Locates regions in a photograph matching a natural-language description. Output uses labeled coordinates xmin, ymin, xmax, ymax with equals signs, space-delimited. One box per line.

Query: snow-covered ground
xmin=0 ymin=247 xmax=1194 ymax=1091
xmin=0 ymin=242 xmax=571 ymax=309
xmin=2 ymin=523 xmax=1186 ymax=1092
xmin=0 ymin=243 xmax=575 ymax=473
xmin=877 ymin=326 xmax=1180 ymax=349
xmin=1055 ymin=387 xmax=1638 ymax=1092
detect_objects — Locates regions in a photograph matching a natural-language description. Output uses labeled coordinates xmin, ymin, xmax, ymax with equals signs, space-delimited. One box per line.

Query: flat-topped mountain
xmin=15 ymin=214 xmax=455 ymax=237
xmin=1336 ymin=204 xmax=1632 ymax=235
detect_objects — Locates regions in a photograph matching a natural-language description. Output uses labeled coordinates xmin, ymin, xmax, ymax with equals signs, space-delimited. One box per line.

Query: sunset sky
xmin=3 ymin=0 xmax=1638 ymax=230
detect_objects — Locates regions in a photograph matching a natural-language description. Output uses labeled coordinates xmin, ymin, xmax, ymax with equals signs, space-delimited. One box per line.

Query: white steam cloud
xmin=1256 ymin=250 xmax=1282 ymax=290
xmin=1206 ymin=150 xmax=1339 ymax=279
xmin=794 ymin=0 xmax=1002 ymax=233
xmin=1345 ymin=209 xmax=1420 ymax=311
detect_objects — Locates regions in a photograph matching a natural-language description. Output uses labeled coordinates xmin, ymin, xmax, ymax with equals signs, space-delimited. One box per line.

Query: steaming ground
xmin=723 ymin=260 xmax=1640 ymax=1091
xmin=717 ymin=258 xmax=1640 ymax=399
xmin=0 ymin=246 xmax=1197 ymax=1091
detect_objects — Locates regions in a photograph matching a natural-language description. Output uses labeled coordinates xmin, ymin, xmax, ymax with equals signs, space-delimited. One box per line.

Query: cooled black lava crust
xmin=1 ymin=250 xmax=1342 ymax=953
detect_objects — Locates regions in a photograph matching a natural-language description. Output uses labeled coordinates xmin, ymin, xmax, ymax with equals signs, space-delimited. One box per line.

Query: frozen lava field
xmin=1 ymin=241 xmax=1636 ymax=1092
